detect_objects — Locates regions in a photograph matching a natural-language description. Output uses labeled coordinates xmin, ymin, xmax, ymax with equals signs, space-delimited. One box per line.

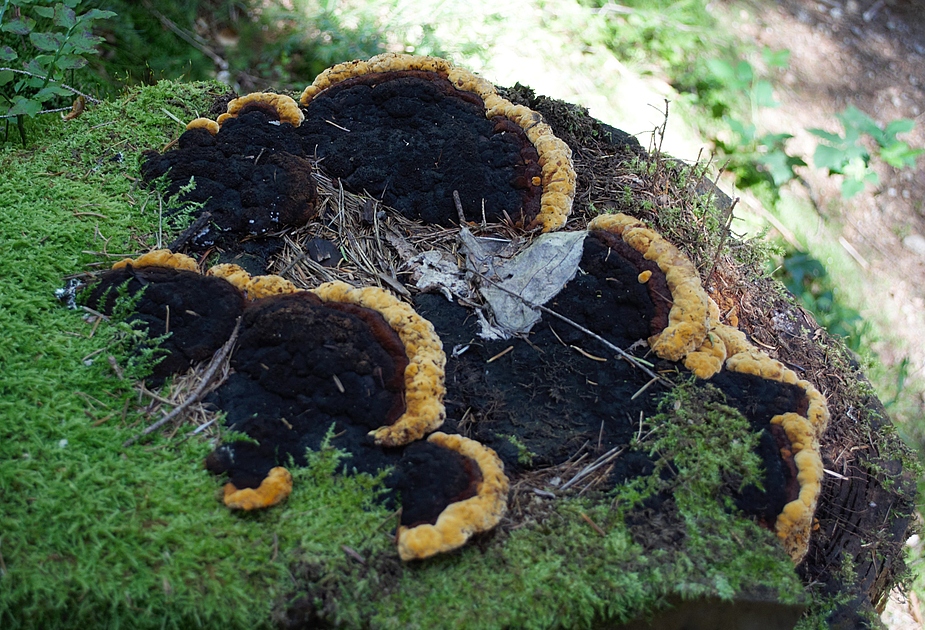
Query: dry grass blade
xmin=123 ymin=317 xmax=241 ymax=447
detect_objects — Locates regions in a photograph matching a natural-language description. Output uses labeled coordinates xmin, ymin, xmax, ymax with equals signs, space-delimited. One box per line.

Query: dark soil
xmin=414 ymin=230 xmax=800 ymax=526
xmin=297 ymin=72 xmax=543 ymax=226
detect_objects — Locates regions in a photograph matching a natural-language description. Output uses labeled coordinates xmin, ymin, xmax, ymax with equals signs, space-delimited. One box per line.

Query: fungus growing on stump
xmin=216 ymin=92 xmax=304 ymax=128
xmin=140 ymin=98 xmax=317 ymax=250
xmin=297 ymin=53 xmax=575 ymax=231
xmin=587 ymin=213 xmax=828 ymax=562
xmin=393 ymin=432 xmax=509 ymax=561
xmin=222 ymin=466 xmax=293 ymax=511
xmin=204 ymin=288 xmax=413 ymax=497
xmin=82 ymin=250 xmax=244 ymax=382
xmin=311 ymin=280 xmax=446 ymax=446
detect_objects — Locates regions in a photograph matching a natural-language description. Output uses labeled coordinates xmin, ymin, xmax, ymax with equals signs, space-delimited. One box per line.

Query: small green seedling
xmin=809 ymin=105 xmax=923 ymax=199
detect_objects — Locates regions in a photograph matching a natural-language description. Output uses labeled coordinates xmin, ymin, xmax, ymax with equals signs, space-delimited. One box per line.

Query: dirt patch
xmin=725 ymin=0 xmax=925 ymax=426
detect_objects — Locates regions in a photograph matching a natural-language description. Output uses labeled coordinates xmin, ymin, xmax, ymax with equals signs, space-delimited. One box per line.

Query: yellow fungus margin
xmin=397 ymin=432 xmax=509 ymax=561
xmin=222 ymin=466 xmax=293 ymax=510
xmin=201 ymin=269 xmax=448 ymax=448
xmin=111 ymin=249 xmax=199 ymax=273
xmin=311 ymin=280 xmax=447 ymax=447
xmin=588 ymin=213 xmax=829 ymax=563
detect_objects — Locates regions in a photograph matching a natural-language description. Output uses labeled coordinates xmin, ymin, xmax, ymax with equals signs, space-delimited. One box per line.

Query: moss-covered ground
xmin=1 ymin=81 xmax=813 ymax=629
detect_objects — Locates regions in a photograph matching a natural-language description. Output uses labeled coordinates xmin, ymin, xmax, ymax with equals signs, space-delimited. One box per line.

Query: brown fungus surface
xmin=140 ymin=111 xmax=317 ymax=251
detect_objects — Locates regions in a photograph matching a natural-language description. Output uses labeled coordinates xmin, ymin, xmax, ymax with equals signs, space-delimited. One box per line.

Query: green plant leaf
xmin=758 ymin=150 xmax=806 ymax=186
xmin=813 ymin=144 xmax=848 ymax=172
xmin=807 ymin=128 xmax=844 ymax=145
xmin=7 ymin=95 xmax=42 ymax=117
xmin=30 ymin=31 xmax=66 ymax=52
xmin=753 ymin=80 xmax=778 ymax=108
xmin=761 ymin=47 xmax=790 ymax=69
xmin=727 ymin=117 xmax=756 ymax=142
xmin=838 ymin=105 xmax=881 ymax=140
xmin=0 ymin=69 xmax=14 ymax=86
xmin=757 ymin=132 xmax=793 ymax=147
xmin=54 ymin=4 xmax=78 ymax=29
xmin=55 ymin=54 xmax=87 ymax=70
xmin=33 ymin=7 xmax=56 ymax=19
xmin=23 ymin=57 xmax=47 ymax=76
xmin=840 ymin=178 xmax=866 ymax=199
xmin=883 ymin=118 xmax=915 ymax=142
xmin=2 ymin=17 xmax=36 ymax=35
xmin=79 ymin=9 xmax=118 ymax=22
xmin=879 ymin=142 xmax=924 ymax=169
xmin=705 ymin=58 xmax=736 ymax=83
xmin=33 ymin=85 xmax=63 ymax=103
xmin=65 ymin=30 xmax=104 ymax=55
xmin=0 ymin=45 xmax=16 ymax=61
xmin=842 ymin=155 xmax=874 ymax=180
xmin=734 ymin=60 xmax=754 ymax=84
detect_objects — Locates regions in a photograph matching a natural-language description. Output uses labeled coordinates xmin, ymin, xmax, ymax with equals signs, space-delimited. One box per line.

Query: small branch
xmin=705 ymin=196 xmax=739 ymax=288
xmin=470 ymin=268 xmax=673 ymax=388
xmin=560 ymin=445 xmax=626 ymax=491
xmin=167 ymin=211 xmax=212 ymax=251
xmin=142 ymin=1 xmax=228 ymax=71
xmin=123 ymin=317 xmax=241 ymax=447
xmin=0 ymin=68 xmax=101 ymax=104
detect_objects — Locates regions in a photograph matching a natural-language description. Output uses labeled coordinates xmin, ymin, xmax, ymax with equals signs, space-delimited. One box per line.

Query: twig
xmin=167 ymin=211 xmax=212 ymax=251
xmin=471 ymin=269 xmax=672 ymax=388
xmin=0 ymin=106 xmax=72 ymax=119
xmin=142 ymin=1 xmax=228 ymax=71
xmin=580 ymin=512 xmax=607 ymax=536
xmin=705 ymin=196 xmax=738 ymax=288
xmin=341 ymin=545 xmax=366 ymax=564
xmin=123 ymin=317 xmax=241 ymax=447
xmin=559 ymin=444 xmax=626 ymax=491
xmin=486 ymin=346 xmax=513 ymax=363
xmin=0 ymin=68 xmax=101 ymax=104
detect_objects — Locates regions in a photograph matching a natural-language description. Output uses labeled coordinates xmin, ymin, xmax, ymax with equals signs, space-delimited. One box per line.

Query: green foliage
xmin=579 ymin=0 xmax=730 ymax=77
xmin=0 ymin=0 xmax=114 ymax=144
xmin=504 ymin=434 xmax=536 ymax=467
xmin=698 ymin=49 xmax=805 ymax=192
xmin=774 ymin=250 xmax=872 ymax=353
xmin=809 ymin=106 xmax=924 ymax=199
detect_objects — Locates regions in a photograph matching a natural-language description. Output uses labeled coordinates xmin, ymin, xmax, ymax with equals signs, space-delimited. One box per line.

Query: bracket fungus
xmin=311 ymin=280 xmax=446 ymax=446
xmin=297 ymin=53 xmax=575 ymax=231
xmin=83 ymin=250 xmax=244 ymax=382
xmin=394 ymin=432 xmax=509 ymax=561
xmin=585 ymin=213 xmax=828 ymax=562
xmin=216 ymin=92 xmax=304 ymax=128
xmin=52 ymin=60 xmax=912 ymax=628
xmin=141 ymin=99 xmax=318 ymax=251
